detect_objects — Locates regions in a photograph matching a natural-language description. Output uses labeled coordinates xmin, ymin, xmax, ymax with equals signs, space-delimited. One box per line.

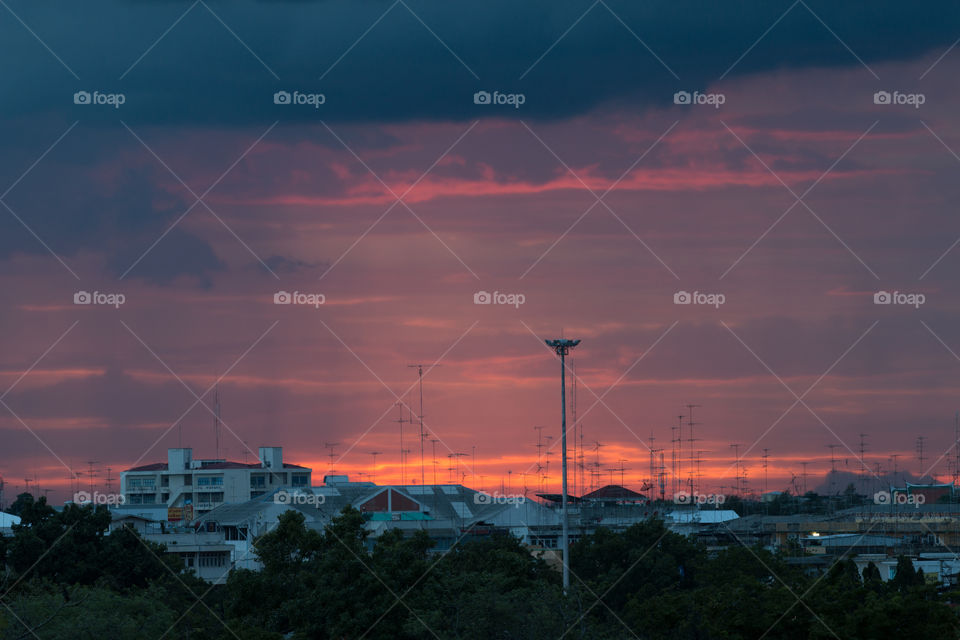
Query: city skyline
xmin=3 ymin=2 xmax=960 ymax=509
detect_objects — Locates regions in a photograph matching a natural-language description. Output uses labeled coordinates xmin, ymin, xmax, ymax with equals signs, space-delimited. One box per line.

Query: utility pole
xmin=370 ymin=451 xmax=382 ymax=483
xmin=545 ymin=337 xmax=580 ymax=593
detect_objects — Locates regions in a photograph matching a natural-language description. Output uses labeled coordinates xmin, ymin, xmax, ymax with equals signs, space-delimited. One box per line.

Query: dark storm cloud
xmin=0 ymin=137 xmax=224 ymax=283
xmin=0 ymin=0 xmax=955 ymax=281
xmin=0 ymin=0 xmax=958 ymax=125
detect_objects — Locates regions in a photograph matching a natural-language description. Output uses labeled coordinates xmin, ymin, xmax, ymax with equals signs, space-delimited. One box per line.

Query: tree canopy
xmin=0 ymin=495 xmax=957 ymax=639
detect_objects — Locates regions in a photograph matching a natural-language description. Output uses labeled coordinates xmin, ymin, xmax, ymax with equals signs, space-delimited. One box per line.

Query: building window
xmin=128 ymin=477 xmax=156 ymax=489
xmin=197 ymin=476 xmax=224 ymax=487
xmin=250 ymin=475 xmax=266 ymax=488
xmin=224 ymin=526 xmax=248 ymax=541
xmin=199 ymin=552 xmax=225 ymax=568
xmin=292 ymin=474 xmax=308 ymax=487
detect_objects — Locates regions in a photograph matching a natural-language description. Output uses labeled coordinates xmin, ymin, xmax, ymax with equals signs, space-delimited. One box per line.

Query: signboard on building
xmin=167 ymin=505 xmax=194 ymax=522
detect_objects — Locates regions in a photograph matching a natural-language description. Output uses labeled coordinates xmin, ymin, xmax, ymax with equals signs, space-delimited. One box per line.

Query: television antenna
xmin=324 ymin=443 xmax=339 ymax=474
xmin=408 ymin=364 xmax=441 ymax=489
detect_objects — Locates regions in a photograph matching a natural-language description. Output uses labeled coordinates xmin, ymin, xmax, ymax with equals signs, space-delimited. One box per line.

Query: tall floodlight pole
xmin=545 ymin=337 xmax=580 ymax=593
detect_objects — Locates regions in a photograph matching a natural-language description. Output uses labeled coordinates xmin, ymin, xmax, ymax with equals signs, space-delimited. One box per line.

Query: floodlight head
xmin=546 ymin=338 xmax=581 ymax=355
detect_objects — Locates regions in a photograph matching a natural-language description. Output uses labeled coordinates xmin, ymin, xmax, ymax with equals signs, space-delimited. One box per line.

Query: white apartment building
xmin=120 ymin=447 xmax=311 ymax=521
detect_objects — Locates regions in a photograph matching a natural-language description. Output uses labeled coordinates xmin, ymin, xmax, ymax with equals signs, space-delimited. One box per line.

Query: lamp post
xmin=545 ymin=338 xmax=580 ymax=592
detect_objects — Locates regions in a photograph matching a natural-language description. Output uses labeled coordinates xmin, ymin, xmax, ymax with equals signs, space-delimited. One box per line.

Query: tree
xmin=5 ymin=498 xmax=181 ymax=590
xmin=5 ymin=492 xmax=34 ymax=517
xmin=862 ymin=561 xmax=882 ymax=585
xmin=0 ymin=584 xmax=180 ymax=640
xmin=890 ymin=555 xmax=924 ymax=591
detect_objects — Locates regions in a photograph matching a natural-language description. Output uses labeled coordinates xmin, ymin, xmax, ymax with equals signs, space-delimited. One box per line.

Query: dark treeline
xmin=1 ymin=493 xmax=958 ymax=639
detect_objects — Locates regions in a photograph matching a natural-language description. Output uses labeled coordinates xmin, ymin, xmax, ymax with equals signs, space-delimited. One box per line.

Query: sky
xmin=2 ymin=0 xmax=960 ymax=504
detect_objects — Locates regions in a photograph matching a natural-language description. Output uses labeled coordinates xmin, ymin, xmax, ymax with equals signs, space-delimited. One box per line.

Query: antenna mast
xmin=324 ymin=442 xmax=339 ymax=475
xmin=762 ymin=448 xmax=769 ymax=495
xmin=395 ymin=402 xmax=408 ymax=485
xmin=570 ymin=362 xmax=577 ymax=496
xmin=916 ymin=436 xmax=927 ymax=479
xmin=826 ymin=444 xmax=839 ymax=495
xmin=686 ymin=404 xmax=701 ymax=496
xmin=729 ymin=444 xmax=741 ymax=495
xmin=953 ymin=411 xmax=960 ymax=486
xmin=214 ymin=386 xmax=221 ymax=459
xmin=85 ymin=460 xmax=99 ymax=496
xmin=859 ymin=433 xmax=869 ymax=493
xmin=408 ymin=364 xmax=441 ymax=489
